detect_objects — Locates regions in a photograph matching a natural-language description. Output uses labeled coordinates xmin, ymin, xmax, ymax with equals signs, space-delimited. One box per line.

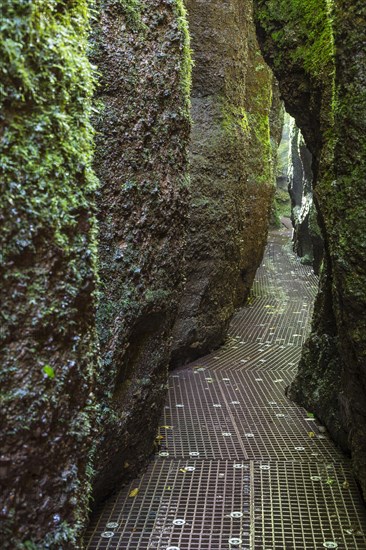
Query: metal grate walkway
xmin=86 ymin=226 xmax=366 ymax=550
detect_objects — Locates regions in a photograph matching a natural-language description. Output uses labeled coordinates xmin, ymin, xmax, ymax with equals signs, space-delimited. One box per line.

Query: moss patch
xmin=0 ymin=0 xmax=98 ymax=546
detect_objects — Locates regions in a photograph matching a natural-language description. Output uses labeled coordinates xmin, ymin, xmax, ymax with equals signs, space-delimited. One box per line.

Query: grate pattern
xmin=87 ymin=227 xmax=366 ymax=549
xmin=230 ymin=298 xmax=313 ymax=346
xmin=161 ymin=369 xmax=344 ymax=462
xmin=87 ymin=460 xmax=252 ymax=550
xmin=190 ymin=342 xmax=303 ymax=374
xmin=253 ymin=460 xmax=366 ymax=549
xmin=87 ymin=460 xmax=366 ymax=550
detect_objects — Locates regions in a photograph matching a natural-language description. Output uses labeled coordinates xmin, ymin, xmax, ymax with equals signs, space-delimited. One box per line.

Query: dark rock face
xmin=171 ymin=0 xmax=277 ymax=366
xmin=0 ymin=1 xmax=99 ymax=547
xmin=288 ymin=121 xmax=323 ymax=273
xmin=254 ymin=0 xmax=366 ymax=497
xmin=90 ymin=0 xmax=191 ymax=504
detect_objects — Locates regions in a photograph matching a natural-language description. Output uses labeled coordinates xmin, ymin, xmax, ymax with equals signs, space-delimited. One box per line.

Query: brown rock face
xmin=170 ymin=0 xmax=277 ymax=366
xmin=90 ymin=0 xmax=191 ymax=504
xmin=254 ymin=0 xmax=366 ymax=497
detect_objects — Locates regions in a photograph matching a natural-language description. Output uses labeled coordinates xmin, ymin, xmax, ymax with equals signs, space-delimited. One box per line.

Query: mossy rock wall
xmin=0 ymin=1 xmax=99 ymax=547
xmin=254 ymin=0 xmax=366 ymax=497
xmin=170 ymin=0 xmax=277 ymax=366
xmin=90 ymin=0 xmax=191 ymax=504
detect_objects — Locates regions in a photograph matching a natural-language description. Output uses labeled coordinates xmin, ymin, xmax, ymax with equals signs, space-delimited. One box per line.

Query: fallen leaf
xmin=308 ymin=431 xmax=315 ymax=438
xmin=129 ymin=488 xmax=139 ymax=498
xmin=42 ymin=365 xmax=55 ymax=379
xmin=160 ymin=425 xmax=173 ymax=430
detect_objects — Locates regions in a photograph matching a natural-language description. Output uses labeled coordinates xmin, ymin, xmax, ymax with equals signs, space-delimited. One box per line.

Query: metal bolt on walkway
xmin=86 ymin=227 xmax=366 ymax=549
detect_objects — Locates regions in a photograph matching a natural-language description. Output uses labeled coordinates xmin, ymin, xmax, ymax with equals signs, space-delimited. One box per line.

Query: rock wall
xmin=90 ymin=0 xmax=191 ymax=504
xmin=271 ymin=113 xmax=291 ymax=227
xmin=0 ymin=1 xmax=99 ymax=547
xmin=288 ymin=120 xmax=323 ymax=273
xmin=171 ymin=0 xmax=277 ymax=366
xmin=254 ymin=0 xmax=366 ymax=497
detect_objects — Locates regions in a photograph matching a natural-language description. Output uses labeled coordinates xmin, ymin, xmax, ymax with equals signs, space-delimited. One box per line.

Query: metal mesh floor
xmin=87 ymin=227 xmax=366 ymax=549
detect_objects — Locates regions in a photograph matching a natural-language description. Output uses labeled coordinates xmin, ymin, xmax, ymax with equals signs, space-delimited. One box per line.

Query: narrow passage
xmin=87 ymin=225 xmax=366 ymax=550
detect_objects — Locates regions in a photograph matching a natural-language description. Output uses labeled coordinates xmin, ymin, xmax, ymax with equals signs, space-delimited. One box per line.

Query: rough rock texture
xmin=170 ymin=0 xmax=276 ymax=366
xmin=255 ymin=0 xmax=366 ymax=497
xmin=276 ymin=113 xmax=290 ymax=191
xmin=271 ymin=113 xmax=291 ymax=227
xmin=288 ymin=120 xmax=323 ymax=273
xmin=90 ymin=0 xmax=191 ymax=505
xmin=0 ymin=1 xmax=99 ymax=548
xmin=269 ymin=80 xmax=287 ymax=227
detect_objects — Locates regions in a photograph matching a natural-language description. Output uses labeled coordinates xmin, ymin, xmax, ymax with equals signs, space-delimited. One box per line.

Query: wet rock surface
xmin=171 ymin=0 xmax=277 ymax=367
xmin=255 ymin=0 xmax=366 ymax=497
xmin=90 ymin=0 xmax=191 ymax=505
xmin=0 ymin=2 xmax=99 ymax=547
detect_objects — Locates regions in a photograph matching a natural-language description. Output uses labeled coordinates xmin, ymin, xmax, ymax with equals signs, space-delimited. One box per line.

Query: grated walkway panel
xmin=87 ymin=227 xmax=366 ymax=549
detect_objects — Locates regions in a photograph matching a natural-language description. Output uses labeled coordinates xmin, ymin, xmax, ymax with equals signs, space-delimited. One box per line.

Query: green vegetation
xmin=42 ymin=365 xmax=55 ymax=379
xmin=174 ymin=0 xmax=193 ymax=109
xmin=1 ymin=0 xmax=98 ymax=258
xmin=274 ymin=188 xmax=291 ymax=217
xmin=245 ymin=48 xmax=276 ymax=188
xmin=221 ymin=47 xmax=274 ymax=188
xmin=113 ymin=0 xmax=147 ymax=31
xmin=255 ymin=0 xmax=334 ymax=80
xmin=0 ymin=0 xmax=99 ymax=546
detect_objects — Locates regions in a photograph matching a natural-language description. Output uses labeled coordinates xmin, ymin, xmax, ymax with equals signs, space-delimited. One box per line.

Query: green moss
xmin=274 ymin=188 xmax=291 ymax=217
xmin=255 ymin=0 xmax=337 ymax=205
xmin=220 ymin=102 xmax=250 ymax=136
xmin=246 ymin=49 xmax=275 ymax=187
xmin=0 ymin=0 xmax=98 ymax=260
xmin=174 ymin=0 xmax=193 ymax=112
xmin=256 ymin=0 xmax=335 ymax=81
xmin=113 ymin=0 xmax=146 ymax=30
xmin=0 ymin=0 xmax=99 ymax=546
xmin=220 ymin=56 xmax=274 ymax=189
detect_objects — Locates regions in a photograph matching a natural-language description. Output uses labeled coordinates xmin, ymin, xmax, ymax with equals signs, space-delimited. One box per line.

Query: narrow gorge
xmin=0 ymin=0 xmax=365 ymax=548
